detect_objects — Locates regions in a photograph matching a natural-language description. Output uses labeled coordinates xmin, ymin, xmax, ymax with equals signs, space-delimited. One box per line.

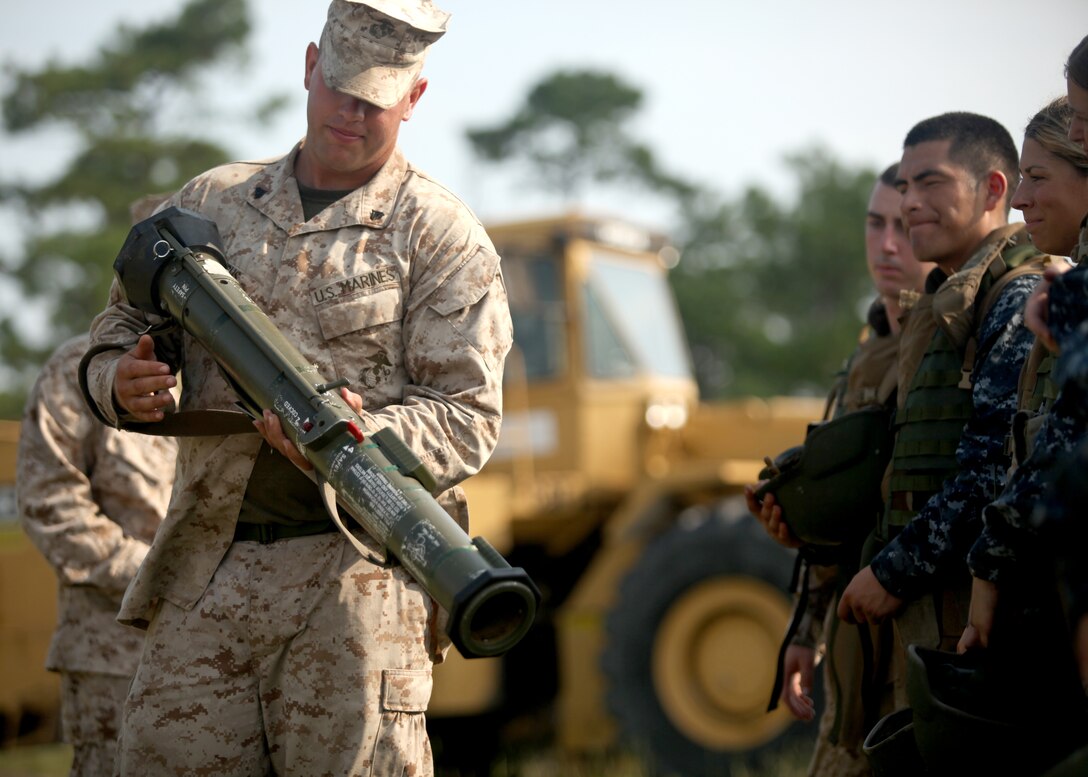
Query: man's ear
xmin=304 ymin=42 xmax=319 ymax=91
xmin=982 ymin=170 xmax=1008 ymax=212
xmin=401 ymin=78 xmax=429 ymax=122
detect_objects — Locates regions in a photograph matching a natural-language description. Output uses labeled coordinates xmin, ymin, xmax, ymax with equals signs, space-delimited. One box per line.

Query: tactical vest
xmin=767 ymin=313 xmax=902 ymax=725
xmin=1008 ymin=340 xmax=1057 ymax=469
xmin=822 ymin=299 xmax=900 ymax=419
xmin=883 ymin=225 xmax=1048 ymax=536
xmin=1018 ymin=340 xmax=1058 ymax=415
xmin=1010 ymin=220 xmax=1088 ymax=468
xmin=760 ymin=316 xmax=900 ymax=550
xmin=832 ymin=323 xmax=900 ymax=418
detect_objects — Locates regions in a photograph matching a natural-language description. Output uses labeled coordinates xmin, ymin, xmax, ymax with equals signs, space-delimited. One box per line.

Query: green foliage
xmin=467 ymin=67 xmax=879 ymax=400
xmin=466 ymin=69 xmax=698 ymax=202
xmin=3 ymin=0 xmax=249 ymax=135
xmin=671 ymin=147 xmax=878 ymax=399
xmin=16 ymin=136 xmax=229 ymax=223
xmin=0 ymin=0 xmax=263 ymax=417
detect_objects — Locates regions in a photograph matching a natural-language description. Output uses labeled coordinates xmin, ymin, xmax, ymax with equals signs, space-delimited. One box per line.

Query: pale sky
xmin=2 ymin=0 xmax=1086 ymax=233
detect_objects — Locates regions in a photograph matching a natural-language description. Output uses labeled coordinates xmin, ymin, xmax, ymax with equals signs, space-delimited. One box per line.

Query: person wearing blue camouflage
xmin=1031 ymin=34 xmax=1088 ymax=702
xmin=959 ymin=96 xmax=1088 ymax=655
xmin=837 ymin=113 xmax=1047 ymax=670
xmin=958 ymin=43 xmax=1088 ymax=775
xmin=959 ymin=35 xmax=1088 ymax=692
xmin=746 ymin=165 xmax=932 ymax=777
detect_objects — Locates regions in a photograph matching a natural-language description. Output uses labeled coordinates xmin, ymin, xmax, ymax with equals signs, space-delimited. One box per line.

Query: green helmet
xmin=861 ymin=707 xmax=931 ymax=777
xmin=756 ymin=405 xmax=893 ymax=546
xmin=907 ymin=645 xmax=1086 ymax=774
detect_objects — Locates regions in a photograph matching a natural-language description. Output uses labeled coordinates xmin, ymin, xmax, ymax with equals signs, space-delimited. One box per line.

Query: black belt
xmin=233 ymin=519 xmax=338 ymax=544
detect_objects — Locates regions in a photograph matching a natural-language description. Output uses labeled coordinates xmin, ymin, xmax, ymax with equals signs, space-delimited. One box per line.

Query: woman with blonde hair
xmin=956 ymin=35 xmax=1088 ymax=776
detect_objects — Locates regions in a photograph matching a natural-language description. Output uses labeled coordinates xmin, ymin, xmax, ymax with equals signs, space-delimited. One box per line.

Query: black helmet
xmin=756 ymin=405 xmax=893 ymax=546
xmin=907 ymin=645 xmax=1087 ymax=775
xmin=861 ymin=706 xmax=930 ymax=777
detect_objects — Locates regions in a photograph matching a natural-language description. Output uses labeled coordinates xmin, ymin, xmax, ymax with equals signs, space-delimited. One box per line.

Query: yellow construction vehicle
xmin=426 ymin=213 xmax=824 ymax=776
xmin=0 ymin=213 xmax=824 ymax=775
xmin=0 ymin=421 xmax=59 ymax=745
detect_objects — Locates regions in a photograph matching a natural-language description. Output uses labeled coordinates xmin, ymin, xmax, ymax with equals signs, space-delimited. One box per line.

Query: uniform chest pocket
xmin=313 ymin=286 xmax=403 ymax=341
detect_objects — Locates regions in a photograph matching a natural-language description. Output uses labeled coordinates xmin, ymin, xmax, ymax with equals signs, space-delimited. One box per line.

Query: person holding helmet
xmin=747 ymin=163 xmax=933 ymax=776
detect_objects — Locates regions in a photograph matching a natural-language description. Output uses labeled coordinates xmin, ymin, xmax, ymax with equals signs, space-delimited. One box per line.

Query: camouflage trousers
xmin=806 ymin=595 xmax=901 ymax=777
xmin=117 ymin=530 xmax=440 ymax=777
xmin=61 ymin=671 xmax=130 ymax=777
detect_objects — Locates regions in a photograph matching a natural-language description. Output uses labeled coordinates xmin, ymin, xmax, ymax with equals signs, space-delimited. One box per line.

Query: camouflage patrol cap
xmin=319 ymin=0 xmax=450 ymax=110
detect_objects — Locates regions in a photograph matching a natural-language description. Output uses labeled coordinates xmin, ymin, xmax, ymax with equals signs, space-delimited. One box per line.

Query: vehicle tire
xmin=602 ymin=506 xmax=798 ymax=777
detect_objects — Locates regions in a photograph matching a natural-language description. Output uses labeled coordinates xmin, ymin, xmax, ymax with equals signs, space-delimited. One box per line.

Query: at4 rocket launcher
xmin=111 ymin=206 xmax=539 ymax=659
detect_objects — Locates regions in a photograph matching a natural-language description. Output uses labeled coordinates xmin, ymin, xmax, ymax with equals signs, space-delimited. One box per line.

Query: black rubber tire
xmin=602 ymin=507 xmax=798 ymax=777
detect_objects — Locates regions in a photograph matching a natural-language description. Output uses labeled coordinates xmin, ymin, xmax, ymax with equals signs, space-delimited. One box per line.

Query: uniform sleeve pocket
xmin=314 ymin=287 xmax=402 ymax=341
xmin=381 ymin=668 xmax=432 ymax=713
xmin=428 ymin=246 xmax=500 ymax=316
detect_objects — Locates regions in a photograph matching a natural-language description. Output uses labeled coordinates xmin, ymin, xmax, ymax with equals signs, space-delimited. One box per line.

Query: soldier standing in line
xmin=16 ymin=194 xmax=177 ymax=777
xmin=959 ymin=95 xmax=1088 ymax=658
xmin=837 ymin=113 xmax=1047 ymax=677
xmin=17 ymin=333 xmax=177 ymax=777
xmin=957 ymin=36 xmax=1088 ymax=730
xmin=747 ymin=163 xmax=933 ymax=776
xmin=1042 ymin=32 xmax=1088 ymax=700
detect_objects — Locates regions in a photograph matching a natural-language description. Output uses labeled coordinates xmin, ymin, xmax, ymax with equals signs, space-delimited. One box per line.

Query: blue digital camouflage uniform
xmin=800 ymin=302 xmax=902 ymax=777
xmin=1038 ymin=434 xmax=1088 ymax=626
xmin=968 ymin=221 xmax=1087 ymax=589
xmin=964 ymin=224 xmax=1088 ymax=766
xmin=1030 ymin=223 xmax=1088 ymax=626
xmin=870 ymin=272 xmax=1041 ymax=600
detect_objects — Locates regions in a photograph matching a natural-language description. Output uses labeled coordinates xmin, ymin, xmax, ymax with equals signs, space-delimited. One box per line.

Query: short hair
xmin=904 ymin=112 xmax=1020 ymax=211
xmin=1025 ymin=97 xmax=1088 ymax=178
xmin=1067 ymin=34 xmax=1088 ymax=90
xmin=879 ymin=163 xmax=899 ymax=188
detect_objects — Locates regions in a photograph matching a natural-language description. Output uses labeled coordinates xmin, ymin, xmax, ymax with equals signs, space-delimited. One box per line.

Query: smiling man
xmin=83 ymin=1 xmax=513 ymax=775
xmin=837 ymin=113 xmax=1048 ymax=677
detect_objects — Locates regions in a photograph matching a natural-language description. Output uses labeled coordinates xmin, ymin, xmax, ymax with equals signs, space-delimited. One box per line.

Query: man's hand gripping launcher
xmin=113 ymin=207 xmax=539 ymax=659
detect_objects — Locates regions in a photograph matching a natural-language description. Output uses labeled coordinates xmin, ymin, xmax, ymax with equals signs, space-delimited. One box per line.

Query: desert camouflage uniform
xmin=797 ymin=301 xmax=900 ymax=777
xmin=84 ymin=145 xmax=512 ymax=776
xmin=869 ymin=229 xmax=1041 ymax=634
xmin=17 ymin=334 xmax=176 ymax=777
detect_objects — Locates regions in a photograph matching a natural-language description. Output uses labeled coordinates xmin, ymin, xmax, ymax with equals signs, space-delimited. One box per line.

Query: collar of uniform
xmin=242 ymin=144 xmax=304 ymax=232
xmin=298 ymin=147 xmax=407 ymax=236
xmin=924 ymin=223 xmax=1026 ymax=295
xmin=243 ymin=144 xmax=407 ymax=235
xmin=923 ymin=266 xmax=947 ymax=294
xmin=958 ymin=224 xmax=1026 ymax=275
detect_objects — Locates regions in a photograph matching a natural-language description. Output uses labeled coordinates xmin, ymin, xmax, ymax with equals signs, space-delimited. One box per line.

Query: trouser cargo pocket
xmin=369 ymin=668 xmax=433 ymax=776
